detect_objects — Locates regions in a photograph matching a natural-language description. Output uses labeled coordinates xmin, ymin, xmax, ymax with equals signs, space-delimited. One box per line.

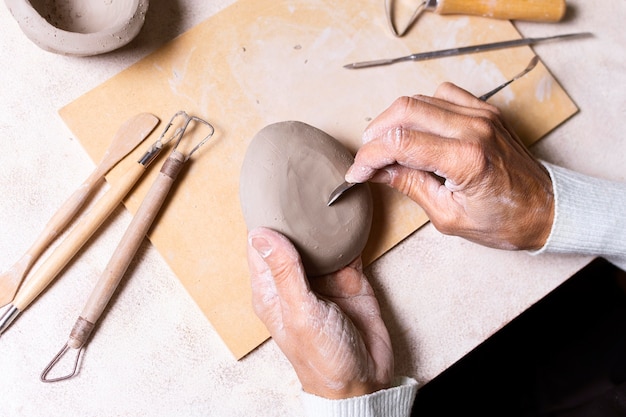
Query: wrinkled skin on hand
xmin=346 ymin=82 xmax=554 ymax=251
xmin=247 ymin=227 xmax=394 ymax=399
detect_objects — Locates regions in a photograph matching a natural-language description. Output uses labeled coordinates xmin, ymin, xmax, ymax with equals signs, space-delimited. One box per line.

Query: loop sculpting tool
xmin=0 ymin=113 xmax=158 ymax=308
xmin=0 ymin=113 xmax=189 ymax=337
xmin=40 ymin=112 xmax=214 ymax=382
xmin=386 ymin=0 xmax=567 ymax=37
xmin=328 ymin=56 xmax=540 ymax=206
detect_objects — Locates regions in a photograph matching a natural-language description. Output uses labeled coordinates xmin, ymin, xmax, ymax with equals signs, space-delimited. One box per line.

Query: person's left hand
xmin=247 ymin=227 xmax=394 ymax=399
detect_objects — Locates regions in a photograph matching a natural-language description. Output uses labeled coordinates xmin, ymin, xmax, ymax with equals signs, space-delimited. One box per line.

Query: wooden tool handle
xmin=10 ymin=114 xmax=158 ymax=282
xmin=434 ymin=0 xmax=566 ymax=22
xmin=25 ymin=172 xmax=101 ymax=261
xmin=80 ymin=151 xmax=186 ymax=324
xmin=12 ymin=162 xmax=147 ymax=311
xmin=67 ymin=316 xmax=96 ymax=349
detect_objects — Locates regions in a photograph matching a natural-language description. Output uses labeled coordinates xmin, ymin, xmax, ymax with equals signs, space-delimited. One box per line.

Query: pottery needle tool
xmin=328 ymin=55 xmax=540 ymax=206
xmin=386 ymin=0 xmax=566 ymax=37
xmin=0 ymin=112 xmax=190 ymax=337
xmin=40 ymin=112 xmax=214 ymax=382
xmin=343 ymin=32 xmax=591 ymax=69
xmin=0 ymin=113 xmax=158 ymax=308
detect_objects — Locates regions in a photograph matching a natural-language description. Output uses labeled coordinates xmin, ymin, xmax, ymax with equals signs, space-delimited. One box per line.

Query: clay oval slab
xmin=240 ymin=121 xmax=373 ymax=277
xmin=5 ymin=0 xmax=149 ymax=56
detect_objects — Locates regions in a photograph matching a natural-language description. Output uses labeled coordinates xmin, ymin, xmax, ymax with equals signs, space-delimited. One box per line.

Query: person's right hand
xmin=345 ymin=82 xmax=554 ymax=251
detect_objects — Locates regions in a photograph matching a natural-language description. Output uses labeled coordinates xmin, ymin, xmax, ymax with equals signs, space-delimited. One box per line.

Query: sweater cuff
xmin=301 ymin=377 xmax=418 ymax=417
xmin=531 ymin=162 xmax=626 ymax=269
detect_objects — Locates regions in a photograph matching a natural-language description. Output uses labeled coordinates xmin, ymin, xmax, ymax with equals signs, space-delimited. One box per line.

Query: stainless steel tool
xmin=478 ymin=55 xmax=539 ymax=101
xmin=343 ymin=32 xmax=591 ymax=69
xmin=328 ymin=55 xmax=541 ymax=206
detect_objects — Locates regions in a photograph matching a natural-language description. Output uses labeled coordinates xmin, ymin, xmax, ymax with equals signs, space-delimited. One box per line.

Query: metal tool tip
xmin=40 ymin=343 xmax=84 ymax=383
xmin=0 ymin=305 xmax=20 ymax=335
xmin=342 ymin=59 xmax=394 ymax=69
xmin=327 ymin=193 xmax=341 ymax=206
xmin=327 ymin=181 xmax=356 ymax=206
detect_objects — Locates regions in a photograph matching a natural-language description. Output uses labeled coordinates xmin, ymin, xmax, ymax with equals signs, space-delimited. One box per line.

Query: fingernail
xmin=345 ymin=166 xmax=356 ymax=183
xmin=250 ymin=236 xmax=273 ymax=258
xmin=345 ymin=165 xmax=372 ymax=184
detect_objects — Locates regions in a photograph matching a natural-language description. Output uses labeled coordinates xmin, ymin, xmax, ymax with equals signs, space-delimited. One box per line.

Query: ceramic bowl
xmin=4 ymin=0 xmax=150 ymax=56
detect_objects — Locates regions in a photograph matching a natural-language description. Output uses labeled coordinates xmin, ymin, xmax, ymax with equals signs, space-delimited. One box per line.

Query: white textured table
xmin=0 ymin=1 xmax=624 ymax=416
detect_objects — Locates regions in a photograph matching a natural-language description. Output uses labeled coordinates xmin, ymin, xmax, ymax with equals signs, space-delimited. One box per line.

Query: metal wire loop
xmin=385 ymin=0 xmax=426 ymax=37
xmin=169 ymin=112 xmax=215 ymax=161
xmin=40 ymin=343 xmax=84 ymax=383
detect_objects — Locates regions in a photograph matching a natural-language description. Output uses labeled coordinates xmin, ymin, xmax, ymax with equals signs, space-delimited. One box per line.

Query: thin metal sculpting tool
xmin=386 ymin=0 xmax=567 ymax=38
xmin=343 ymin=32 xmax=591 ymax=69
xmin=328 ymin=56 xmax=540 ymax=206
xmin=0 ymin=113 xmax=158 ymax=308
xmin=0 ymin=113 xmax=189 ymax=337
xmin=40 ymin=112 xmax=214 ymax=382
xmin=478 ymin=55 xmax=539 ymax=101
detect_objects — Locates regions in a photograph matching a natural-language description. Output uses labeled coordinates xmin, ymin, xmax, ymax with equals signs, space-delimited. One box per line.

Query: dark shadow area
xmin=411 ymin=257 xmax=626 ymax=416
xmin=560 ymin=4 xmax=579 ymax=24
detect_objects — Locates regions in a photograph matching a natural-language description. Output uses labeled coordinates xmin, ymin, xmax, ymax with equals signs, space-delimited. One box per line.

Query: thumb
xmin=248 ymin=227 xmax=311 ymax=310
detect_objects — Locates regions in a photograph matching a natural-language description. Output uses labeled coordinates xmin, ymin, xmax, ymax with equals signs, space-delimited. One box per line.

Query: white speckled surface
xmin=0 ymin=0 xmax=624 ymax=415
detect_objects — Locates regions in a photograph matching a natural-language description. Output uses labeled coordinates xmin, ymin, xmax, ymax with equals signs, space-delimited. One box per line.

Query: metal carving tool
xmin=386 ymin=0 xmax=567 ymax=37
xmin=328 ymin=55 xmax=540 ymax=206
xmin=478 ymin=55 xmax=539 ymax=101
xmin=343 ymin=32 xmax=591 ymax=69
xmin=0 ymin=113 xmax=190 ymax=337
xmin=40 ymin=112 xmax=214 ymax=382
xmin=0 ymin=113 xmax=158 ymax=308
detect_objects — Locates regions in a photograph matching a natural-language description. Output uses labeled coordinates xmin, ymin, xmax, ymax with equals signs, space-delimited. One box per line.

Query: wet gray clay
xmin=240 ymin=121 xmax=373 ymax=276
xmin=4 ymin=0 xmax=149 ymax=56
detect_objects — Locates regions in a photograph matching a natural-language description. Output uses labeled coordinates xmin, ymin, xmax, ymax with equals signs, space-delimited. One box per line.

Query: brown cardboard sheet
xmin=59 ymin=0 xmax=578 ymax=359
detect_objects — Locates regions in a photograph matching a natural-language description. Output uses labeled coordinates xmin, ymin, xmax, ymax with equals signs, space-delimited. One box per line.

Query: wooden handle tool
xmin=80 ymin=151 xmax=186 ymax=328
xmin=0 ymin=113 xmax=158 ymax=308
xmin=0 ymin=129 xmax=171 ymax=337
xmin=430 ymin=0 xmax=566 ymax=21
xmin=40 ymin=151 xmax=186 ymax=383
xmin=39 ymin=112 xmax=215 ymax=382
xmin=388 ymin=0 xmax=566 ymax=37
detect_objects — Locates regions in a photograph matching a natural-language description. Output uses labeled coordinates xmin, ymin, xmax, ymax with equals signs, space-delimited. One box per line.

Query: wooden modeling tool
xmin=387 ymin=0 xmax=567 ymax=37
xmin=0 ymin=113 xmax=158 ymax=308
xmin=328 ymin=55 xmax=540 ymax=206
xmin=0 ymin=115 xmax=190 ymax=337
xmin=40 ymin=112 xmax=214 ymax=382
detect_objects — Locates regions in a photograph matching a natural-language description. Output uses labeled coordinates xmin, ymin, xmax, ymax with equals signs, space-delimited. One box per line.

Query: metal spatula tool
xmin=344 ymin=32 xmax=590 ymax=69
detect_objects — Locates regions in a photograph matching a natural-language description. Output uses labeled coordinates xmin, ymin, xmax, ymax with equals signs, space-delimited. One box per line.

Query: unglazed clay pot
xmin=4 ymin=0 xmax=149 ymax=56
xmin=240 ymin=121 xmax=373 ymax=276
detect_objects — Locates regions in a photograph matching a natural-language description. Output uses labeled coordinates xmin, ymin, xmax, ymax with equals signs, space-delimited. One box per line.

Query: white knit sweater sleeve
xmin=533 ymin=162 xmax=626 ymax=270
xmin=300 ymin=377 xmax=418 ymax=417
